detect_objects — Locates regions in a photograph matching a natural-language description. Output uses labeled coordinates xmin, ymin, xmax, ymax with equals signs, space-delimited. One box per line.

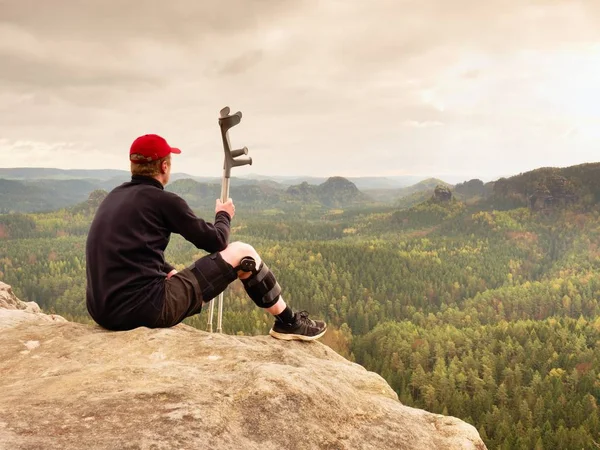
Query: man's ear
xmin=161 ymin=160 xmax=168 ymax=174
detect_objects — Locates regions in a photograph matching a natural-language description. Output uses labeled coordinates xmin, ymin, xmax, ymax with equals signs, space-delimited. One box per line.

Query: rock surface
xmin=0 ymin=281 xmax=66 ymax=328
xmin=0 ymin=283 xmax=487 ymax=450
xmin=433 ymin=185 xmax=452 ymax=202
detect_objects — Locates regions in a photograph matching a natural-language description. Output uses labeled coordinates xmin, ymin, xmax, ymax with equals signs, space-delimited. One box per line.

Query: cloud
xmin=0 ymin=51 xmax=160 ymax=90
xmin=0 ymin=0 xmax=301 ymax=41
xmin=403 ymin=121 xmax=445 ymax=128
xmin=1 ymin=0 xmax=600 ymax=178
xmin=214 ymin=50 xmax=265 ymax=77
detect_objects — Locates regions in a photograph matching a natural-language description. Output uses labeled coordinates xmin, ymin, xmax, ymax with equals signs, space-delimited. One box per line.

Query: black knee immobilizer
xmin=241 ymin=260 xmax=281 ymax=308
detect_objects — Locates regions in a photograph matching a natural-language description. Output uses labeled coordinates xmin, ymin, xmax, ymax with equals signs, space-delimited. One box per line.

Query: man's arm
xmin=162 ymin=193 xmax=231 ymax=253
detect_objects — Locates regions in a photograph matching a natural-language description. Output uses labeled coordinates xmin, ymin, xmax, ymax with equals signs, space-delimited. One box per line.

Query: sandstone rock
xmin=0 ymin=281 xmax=29 ymax=310
xmin=0 ymin=284 xmax=486 ymax=450
xmin=433 ymin=185 xmax=452 ymax=202
xmin=0 ymin=282 xmax=66 ymax=329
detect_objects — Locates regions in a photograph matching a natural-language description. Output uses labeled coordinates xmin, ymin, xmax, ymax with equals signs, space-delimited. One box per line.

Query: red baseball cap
xmin=129 ymin=134 xmax=181 ymax=163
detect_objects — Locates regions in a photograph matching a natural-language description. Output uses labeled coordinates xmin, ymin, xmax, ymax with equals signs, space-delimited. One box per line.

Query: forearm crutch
xmin=207 ymin=106 xmax=252 ymax=333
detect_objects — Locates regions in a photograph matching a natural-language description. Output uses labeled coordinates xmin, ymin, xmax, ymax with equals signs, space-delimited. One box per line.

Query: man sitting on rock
xmin=85 ymin=134 xmax=327 ymax=341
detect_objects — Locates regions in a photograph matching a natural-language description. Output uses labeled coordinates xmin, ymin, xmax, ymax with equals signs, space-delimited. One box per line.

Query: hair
xmin=130 ymin=154 xmax=171 ymax=177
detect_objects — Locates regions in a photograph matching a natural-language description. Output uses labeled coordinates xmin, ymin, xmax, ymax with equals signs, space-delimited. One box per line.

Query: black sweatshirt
xmin=85 ymin=175 xmax=231 ymax=329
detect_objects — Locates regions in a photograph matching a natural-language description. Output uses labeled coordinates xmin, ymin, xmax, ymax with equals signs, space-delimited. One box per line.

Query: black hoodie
xmin=85 ymin=175 xmax=231 ymax=329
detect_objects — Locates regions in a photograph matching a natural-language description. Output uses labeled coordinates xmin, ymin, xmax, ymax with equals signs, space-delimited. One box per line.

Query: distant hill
xmin=482 ymin=162 xmax=600 ymax=210
xmin=285 ymin=177 xmax=371 ymax=207
xmin=393 ymin=163 xmax=600 ymax=214
xmin=0 ymin=168 xmax=463 ymax=190
xmin=454 ymin=179 xmax=490 ymax=198
xmin=351 ymin=175 xmax=427 ymax=190
xmin=0 ymin=168 xmax=204 ymax=183
xmin=365 ymin=178 xmax=452 ymax=204
xmin=167 ymin=179 xmax=285 ymax=210
xmin=0 ymin=179 xmax=98 ymax=213
xmin=5 ymin=163 xmax=598 ymax=214
xmin=0 ymin=168 xmax=128 ymax=181
xmin=243 ymin=174 xmax=426 ymax=190
xmin=243 ymin=174 xmax=328 ymax=186
xmin=394 ymin=178 xmax=452 ymax=202
xmin=167 ymin=176 xmax=371 ymax=210
xmin=0 ymin=172 xmax=291 ymax=213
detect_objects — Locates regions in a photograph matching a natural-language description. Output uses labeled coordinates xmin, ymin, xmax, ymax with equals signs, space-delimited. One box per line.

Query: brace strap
xmin=242 ymin=262 xmax=281 ymax=307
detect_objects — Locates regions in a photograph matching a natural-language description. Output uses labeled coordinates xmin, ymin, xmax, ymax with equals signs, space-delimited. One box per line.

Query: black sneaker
xmin=269 ymin=311 xmax=327 ymax=341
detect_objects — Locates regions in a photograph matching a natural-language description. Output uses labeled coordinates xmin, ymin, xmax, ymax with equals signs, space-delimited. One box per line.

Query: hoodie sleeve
xmin=162 ymin=192 xmax=231 ymax=253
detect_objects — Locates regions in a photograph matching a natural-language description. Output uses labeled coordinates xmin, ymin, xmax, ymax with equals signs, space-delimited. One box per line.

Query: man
xmin=85 ymin=134 xmax=327 ymax=341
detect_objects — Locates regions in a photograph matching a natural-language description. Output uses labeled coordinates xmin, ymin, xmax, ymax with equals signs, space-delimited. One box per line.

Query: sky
xmin=1 ymin=0 xmax=600 ymax=181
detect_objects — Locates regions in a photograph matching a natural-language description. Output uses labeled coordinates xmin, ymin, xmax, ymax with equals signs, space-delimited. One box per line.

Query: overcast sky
xmin=1 ymin=0 xmax=600 ymax=181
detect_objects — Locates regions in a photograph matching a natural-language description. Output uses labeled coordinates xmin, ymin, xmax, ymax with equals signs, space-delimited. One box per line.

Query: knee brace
xmin=241 ymin=261 xmax=281 ymax=309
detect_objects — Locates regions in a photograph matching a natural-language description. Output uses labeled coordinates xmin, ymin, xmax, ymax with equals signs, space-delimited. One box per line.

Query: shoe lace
xmin=296 ymin=310 xmax=311 ymax=324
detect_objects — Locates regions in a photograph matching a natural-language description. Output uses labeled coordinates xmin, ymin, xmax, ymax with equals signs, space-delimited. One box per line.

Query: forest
xmin=2 ymin=163 xmax=600 ymax=449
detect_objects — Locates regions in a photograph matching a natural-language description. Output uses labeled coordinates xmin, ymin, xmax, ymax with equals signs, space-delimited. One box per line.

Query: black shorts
xmin=154 ymin=252 xmax=238 ymax=328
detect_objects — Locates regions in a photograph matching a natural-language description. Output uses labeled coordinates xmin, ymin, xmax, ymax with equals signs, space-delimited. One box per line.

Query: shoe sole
xmin=269 ymin=327 xmax=327 ymax=341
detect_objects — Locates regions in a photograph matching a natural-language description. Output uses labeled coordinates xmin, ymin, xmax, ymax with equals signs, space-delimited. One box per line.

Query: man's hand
xmin=167 ymin=269 xmax=178 ymax=279
xmin=216 ymin=198 xmax=235 ymax=219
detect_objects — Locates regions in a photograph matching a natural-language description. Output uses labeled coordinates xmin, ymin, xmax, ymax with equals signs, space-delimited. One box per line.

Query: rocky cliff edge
xmin=0 ymin=281 xmax=486 ymax=450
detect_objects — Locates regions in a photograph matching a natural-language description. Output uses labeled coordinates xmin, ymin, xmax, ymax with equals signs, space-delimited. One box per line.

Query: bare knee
xmin=219 ymin=242 xmax=262 ymax=278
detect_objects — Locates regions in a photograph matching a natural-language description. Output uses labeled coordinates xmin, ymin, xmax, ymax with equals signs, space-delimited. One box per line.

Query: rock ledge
xmin=0 ymin=282 xmax=486 ymax=450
